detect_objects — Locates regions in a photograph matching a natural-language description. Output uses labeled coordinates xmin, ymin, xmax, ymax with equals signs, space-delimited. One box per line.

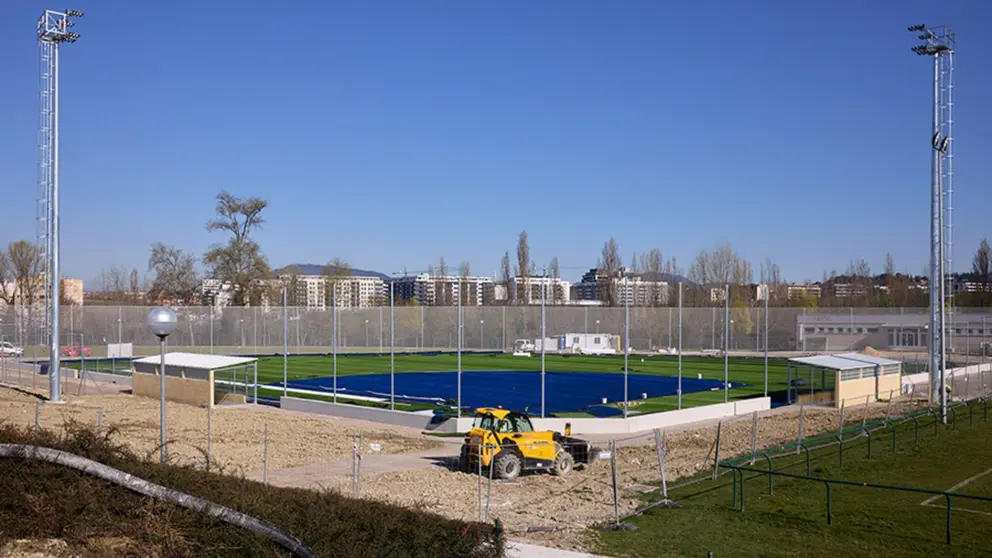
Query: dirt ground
xmin=0 ymin=374 xmax=934 ymax=554
xmin=0 ymin=386 xmax=440 ymax=473
xmin=331 ymin=399 xmax=929 ymax=552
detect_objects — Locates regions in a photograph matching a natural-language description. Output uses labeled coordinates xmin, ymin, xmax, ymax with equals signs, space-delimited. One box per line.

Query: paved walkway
xmin=506 ymin=542 xmax=610 ymax=558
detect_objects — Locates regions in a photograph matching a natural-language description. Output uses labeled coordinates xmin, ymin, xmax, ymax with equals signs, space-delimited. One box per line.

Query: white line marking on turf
xmin=920 ymin=467 xmax=992 ymax=506
xmin=921 ymin=503 xmax=992 ymax=517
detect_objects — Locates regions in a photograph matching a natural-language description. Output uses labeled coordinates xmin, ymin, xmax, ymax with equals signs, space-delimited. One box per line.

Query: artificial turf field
xmin=249 ymin=353 xmax=791 ymax=413
xmin=596 ymin=408 xmax=992 ymax=557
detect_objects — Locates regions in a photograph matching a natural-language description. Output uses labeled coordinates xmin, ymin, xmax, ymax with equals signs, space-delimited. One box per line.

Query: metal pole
xmin=678 ymin=282 xmax=683 ymax=410
xmin=159 ymin=336 xmax=167 ymax=464
xmin=206 ymin=401 xmax=211 ymax=471
xmin=48 ymin=41 xmax=61 ymax=404
xmin=764 ymin=291 xmax=769 ymax=397
xmin=332 ymin=288 xmax=337 ymax=404
xmin=253 ymin=306 xmax=257 ymax=355
xmin=263 ymin=423 xmax=268 ymax=484
xmin=501 ymin=306 xmax=506 ymax=351
xmin=711 ymin=307 xmax=716 ymax=350
xmin=209 ymin=305 xmax=214 ymax=354
xmin=379 ymin=307 xmax=383 ymax=354
xmin=282 ymin=287 xmax=287 ymax=398
xmin=668 ymin=307 xmax=672 ymax=350
xmin=541 ymin=272 xmax=546 ymax=418
xmin=654 ymin=429 xmax=668 ymax=500
xmin=252 ymin=361 xmax=257 ymax=404
xmin=390 ymin=281 xmax=395 ymax=411
xmin=624 ymin=274 xmax=630 ymax=418
xmin=420 ymin=304 xmax=424 ymax=349
xmin=724 ymin=284 xmax=730 ymax=403
xmin=457 ymin=280 xmax=462 ymax=418
xmin=610 ymin=440 xmax=620 ymax=526
xmin=927 ymin=51 xmax=944 ymax=420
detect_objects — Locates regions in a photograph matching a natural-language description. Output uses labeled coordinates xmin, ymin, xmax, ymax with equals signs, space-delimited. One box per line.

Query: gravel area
xmin=0 ymin=386 xmax=440 ymax=473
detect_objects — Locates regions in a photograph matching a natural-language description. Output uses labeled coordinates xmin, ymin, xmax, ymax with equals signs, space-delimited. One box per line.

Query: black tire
xmin=550 ymin=451 xmax=574 ymax=476
xmin=494 ymin=451 xmax=522 ymax=481
xmin=458 ymin=445 xmax=471 ymax=473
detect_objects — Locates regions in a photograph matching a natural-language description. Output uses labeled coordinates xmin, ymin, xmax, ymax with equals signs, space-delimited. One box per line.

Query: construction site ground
xmin=0 ymin=362 xmax=934 ymax=555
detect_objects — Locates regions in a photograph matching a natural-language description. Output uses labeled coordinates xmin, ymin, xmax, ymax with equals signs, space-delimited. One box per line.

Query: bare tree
xmin=845 ymin=258 xmax=874 ymax=306
xmin=321 ymin=258 xmax=351 ymax=306
xmin=973 ymin=238 xmax=991 ymax=305
xmin=598 ymin=237 xmax=622 ymax=306
xmin=436 ymin=257 xmax=449 ymax=306
xmin=516 ymin=231 xmax=529 ymax=304
xmin=690 ymin=243 xmax=752 ymax=287
xmin=550 ymin=256 xmax=562 ymax=304
xmin=203 ymin=191 xmax=271 ymax=306
xmin=129 ymin=268 xmax=140 ymax=303
xmin=0 ymin=249 xmax=13 ymax=306
xmin=459 ymin=261 xmax=471 ymax=305
xmin=500 ymin=251 xmax=513 ymax=305
xmin=5 ymin=241 xmax=44 ymax=306
xmin=642 ymin=248 xmax=663 ymax=306
xmin=885 ymin=253 xmax=896 ymax=277
xmin=147 ymin=243 xmax=200 ymax=305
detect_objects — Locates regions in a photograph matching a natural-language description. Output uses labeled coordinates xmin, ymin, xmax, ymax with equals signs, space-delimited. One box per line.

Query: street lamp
xmin=596 ymin=319 xmax=600 ymax=334
xmin=147 ymin=306 xmax=177 ymax=464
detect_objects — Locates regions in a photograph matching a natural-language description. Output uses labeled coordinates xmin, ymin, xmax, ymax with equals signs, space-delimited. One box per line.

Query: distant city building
xmin=512 ymin=276 xmax=571 ymax=304
xmin=0 ymin=276 xmax=83 ymax=308
xmin=391 ymin=273 xmax=494 ymax=306
xmin=787 ymin=284 xmax=822 ymax=301
xmin=277 ymin=274 xmax=385 ymax=309
xmin=200 ymin=279 xmax=235 ymax=308
xmin=571 ymin=268 xmax=669 ymax=306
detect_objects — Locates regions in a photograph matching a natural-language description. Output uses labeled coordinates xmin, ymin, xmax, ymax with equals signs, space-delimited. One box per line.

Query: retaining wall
xmin=280 ymin=397 xmax=442 ymax=430
xmin=280 ymin=396 xmax=772 ymax=435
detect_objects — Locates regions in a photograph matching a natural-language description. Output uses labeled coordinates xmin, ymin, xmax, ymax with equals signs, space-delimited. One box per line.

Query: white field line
xmin=920 ymin=466 xmax=992 ymax=507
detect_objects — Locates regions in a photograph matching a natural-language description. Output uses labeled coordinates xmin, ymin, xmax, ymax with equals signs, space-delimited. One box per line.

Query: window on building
xmin=594 ymin=337 xmax=601 ymax=344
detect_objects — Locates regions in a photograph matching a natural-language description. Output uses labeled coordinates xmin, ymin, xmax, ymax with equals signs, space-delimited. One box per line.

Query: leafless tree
xmin=550 ymin=257 xmax=562 ymax=304
xmin=435 ymin=257 xmax=450 ymax=306
xmin=459 ymin=261 xmax=471 ymax=305
xmin=516 ymin=231 xmax=529 ymax=304
xmin=500 ymin=251 xmax=513 ymax=305
xmin=147 ymin=243 xmax=200 ymax=305
xmin=4 ymin=241 xmax=44 ymax=306
xmin=690 ymin=243 xmax=752 ymax=286
xmin=598 ymin=237 xmax=622 ymax=306
xmin=642 ymin=248 xmax=663 ymax=306
xmin=973 ymin=238 xmax=991 ymax=305
xmin=129 ymin=268 xmax=141 ymax=303
xmin=203 ymin=191 xmax=271 ymax=306
xmin=845 ymin=258 xmax=874 ymax=306
xmin=885 ymin=252 xmax=896 ymax=277
xmin=321 ymin=258 xmax=351 ymax=307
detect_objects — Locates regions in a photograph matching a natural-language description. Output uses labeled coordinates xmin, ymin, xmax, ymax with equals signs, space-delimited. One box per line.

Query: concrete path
xmin=506 ymin=542 xmax=610 ymax=558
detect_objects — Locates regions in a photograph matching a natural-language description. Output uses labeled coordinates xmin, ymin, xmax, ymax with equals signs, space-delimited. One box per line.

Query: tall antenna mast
xmin=37 ymin=9 xmax=83 ymax=403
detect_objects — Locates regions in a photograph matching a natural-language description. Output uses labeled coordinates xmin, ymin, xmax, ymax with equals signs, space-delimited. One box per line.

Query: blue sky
xmin=1 ymin=1 xmax=990 ymax=286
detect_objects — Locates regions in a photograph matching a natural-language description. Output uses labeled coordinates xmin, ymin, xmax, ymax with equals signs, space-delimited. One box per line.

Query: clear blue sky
xmin=1 ymin=1 xmax=990 ymax=286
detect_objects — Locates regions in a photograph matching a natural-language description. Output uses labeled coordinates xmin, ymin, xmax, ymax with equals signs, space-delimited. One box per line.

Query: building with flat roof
xmin=391 ymin=273 xmax=494 ymax=306
xmin=571 ymin=268 xmax=670 ymax=306
xmin=796 ymin=311 xmax=992 ymax=355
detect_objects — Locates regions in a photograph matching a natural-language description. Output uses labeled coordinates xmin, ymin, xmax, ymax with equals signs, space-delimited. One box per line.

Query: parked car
xmin=60 ymin=345 xmax=92 ymax=358
xmin=0 ymin=342 xmax=24 ymax=357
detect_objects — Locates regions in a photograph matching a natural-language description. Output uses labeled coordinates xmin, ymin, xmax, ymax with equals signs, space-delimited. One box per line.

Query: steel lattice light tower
xmin=37 ymin=9 xmax=82 ymax=403
xmin=909 ymin=24 xmax=955 ymax=421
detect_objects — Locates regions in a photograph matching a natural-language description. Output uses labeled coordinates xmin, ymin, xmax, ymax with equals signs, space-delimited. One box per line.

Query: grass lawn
xmin=596 ymin=413 xmax=992 ymax=557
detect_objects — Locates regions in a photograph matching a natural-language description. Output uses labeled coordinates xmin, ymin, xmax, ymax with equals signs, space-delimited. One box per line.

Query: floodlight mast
xmin=910 ymin=24 xmax=955 ymax=423
xmin=37 ymin=9 xmax=82 ymax=403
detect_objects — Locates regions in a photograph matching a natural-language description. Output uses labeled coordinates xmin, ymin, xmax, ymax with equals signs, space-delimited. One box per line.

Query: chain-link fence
xmin=4 ymin=305 xmax=991 ymax=364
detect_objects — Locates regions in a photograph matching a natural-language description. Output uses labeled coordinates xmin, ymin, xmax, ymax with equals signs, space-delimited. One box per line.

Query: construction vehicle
xmin=459 ymin=407 xmax=601 ymax=480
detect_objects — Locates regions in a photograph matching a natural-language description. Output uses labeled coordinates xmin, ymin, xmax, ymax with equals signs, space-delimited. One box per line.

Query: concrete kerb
xmin=280 ymin=396 xmax=773 ymax=435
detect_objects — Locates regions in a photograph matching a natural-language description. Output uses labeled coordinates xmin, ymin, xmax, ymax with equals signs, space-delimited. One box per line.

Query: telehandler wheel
xmin=550 ymin=451 xmax=574 ymax=476
xmin=458 ymin=445 xmax=471 ymax=472
xmin=494 ymin=450 xmax=522 ymax=480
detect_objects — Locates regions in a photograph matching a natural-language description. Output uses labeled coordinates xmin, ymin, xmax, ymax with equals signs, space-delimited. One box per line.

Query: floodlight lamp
xmin=66 ymin=9 xmax=84 ymax=17
xmin=908 ymin=24 xmax=926 ymax=32
xmin=939 ymin=137 xmax=950 ymax=152
xmin=932 ymin=132 xmax=941 ymax=148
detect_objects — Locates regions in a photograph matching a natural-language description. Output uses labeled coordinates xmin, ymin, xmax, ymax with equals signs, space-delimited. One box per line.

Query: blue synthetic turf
xmin=280 ymin=371 xmax=730 ymax=415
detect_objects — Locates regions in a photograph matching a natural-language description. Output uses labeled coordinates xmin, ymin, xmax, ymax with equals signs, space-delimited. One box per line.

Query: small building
xmin=787 ymin=353 xmax=902 ymax=408
xmin=531 ymin=333 xmax=619 ymax=355
xmin=132 ymin=352 xmax=258 ymax=407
